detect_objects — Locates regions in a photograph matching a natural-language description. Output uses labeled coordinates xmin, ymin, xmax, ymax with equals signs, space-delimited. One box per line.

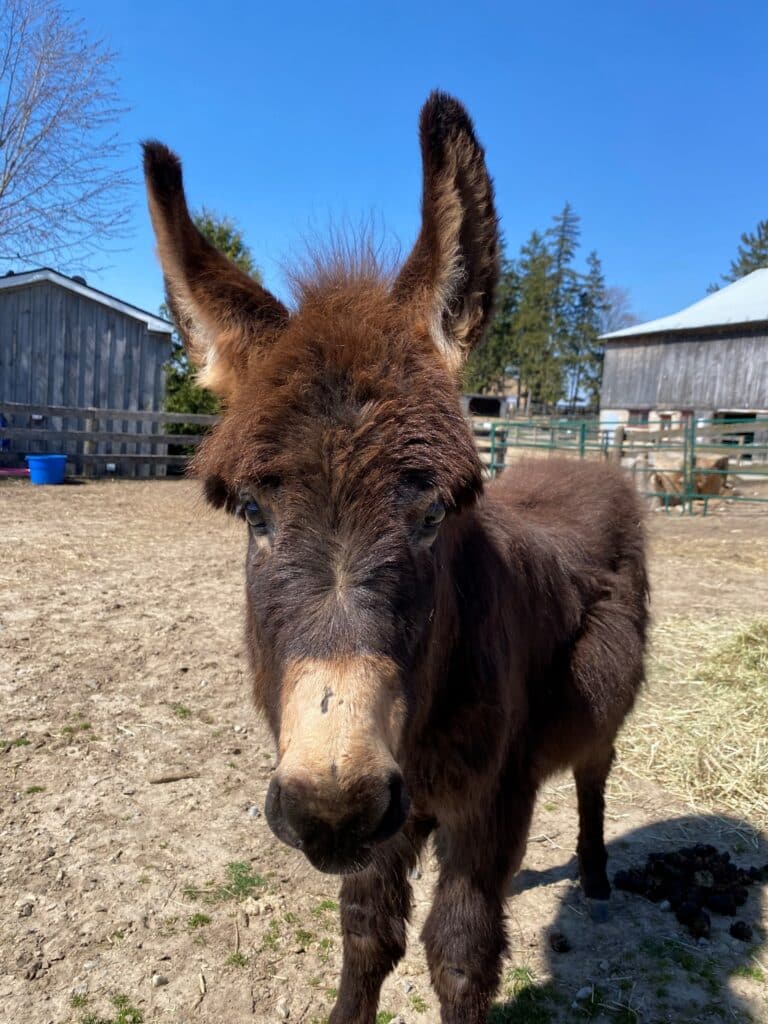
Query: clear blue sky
xmin=65 ymin=0 xmax=768 ymax=324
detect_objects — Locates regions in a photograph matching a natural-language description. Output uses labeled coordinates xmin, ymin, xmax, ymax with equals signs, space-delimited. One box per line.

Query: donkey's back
xmin=487 ymin=457 xmax=649 ymax=826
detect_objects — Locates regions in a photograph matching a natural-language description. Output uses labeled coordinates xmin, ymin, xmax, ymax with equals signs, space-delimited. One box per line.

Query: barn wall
xmin=601 ymin=329 xmax=768 ymax=411
xmin=0 ymin=280 xmax=172 ymax=475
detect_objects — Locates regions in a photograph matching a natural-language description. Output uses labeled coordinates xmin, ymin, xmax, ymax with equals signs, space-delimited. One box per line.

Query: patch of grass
xmin=226 ymin=951 xmax=248 ymax=967
xmin=71 ymin=993 xmax=89 ymax=1008
xmin=262 ymin=919 xmax=280 ymax=952
xmin=82 ymin=993 xmax=143 ymax=1024
xmin=409 ymin=993 xmax=428 ymax=1013
xmin=25 ymin=785 xmax=45 ymax=794
xmin=375 ymin=1014 xmax=395 ymax=1024
xmin=223 ymin=861 xmax=265 ymax=899
xmin=620 ymin=616 xmax=768 ymax=829
xmin=733 ymin=964 xmax=765 ymax=982
xmin=325 ymin=986 xmax=338 ymax=1000
xmin=187 ymin=912 xmax=211 ymax=930
xmin=318 ymin=936 xmax=334 ymax=964
xmin=488 ymin=968 xmax=560 ymax=1024
xmin=3 ymin=735 xmax=31 ymax=747
xmin=184 ymin=861 xmax=266 ymax=904
xmin=311 ymin=898 xmax=339 ymax=916
xmin=63 ymin=722 xmax=92 ymax=736
xmin=283 ymin=910 xmax=299 ymax=925
xmin=295 ymin=928 xmax=314 ymax=946
xmin=171 ymin=703 xmax=193 ymax=720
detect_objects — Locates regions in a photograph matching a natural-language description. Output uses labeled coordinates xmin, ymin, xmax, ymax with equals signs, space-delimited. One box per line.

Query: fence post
xmin=83 ymin=416 xmax=97 ymax=478
xmin=686 ymin=416 xmax=697 ymax=515
xmin=489 ymin=422 xmax=497 ymax=478
xmin=612 ymin=424 xmax=625 ymax=463
xmin=578 ymin=422 xmax=587 ymax=459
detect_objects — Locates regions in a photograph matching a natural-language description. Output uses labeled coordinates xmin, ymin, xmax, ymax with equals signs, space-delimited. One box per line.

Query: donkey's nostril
xmin=264 ymin=776 xmax=304 ymax=851
xmin=370 ymin=772 xmax=410 ymax=843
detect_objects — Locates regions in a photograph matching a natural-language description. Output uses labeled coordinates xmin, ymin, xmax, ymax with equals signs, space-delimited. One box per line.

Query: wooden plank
xmin=0 ymin=428 xmax=206 ymax=446
xmin=0 ymin=401 xmax=219 ymax=425
xmin=77 ymin=453 xmax=191 ymax=464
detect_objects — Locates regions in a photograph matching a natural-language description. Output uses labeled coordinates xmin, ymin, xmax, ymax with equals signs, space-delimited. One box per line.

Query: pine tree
xmin=463 ymin=254 xmax=521 ymax=394
xmin=721 ymin=219 xmax=768 ymax=283
xmin=547 ymin=203 xmax=582 ymax=405
xmin=514 ymin=232 xmax=561 ymax=407
xmin=570 ymin=251 xmax=608 ymax=406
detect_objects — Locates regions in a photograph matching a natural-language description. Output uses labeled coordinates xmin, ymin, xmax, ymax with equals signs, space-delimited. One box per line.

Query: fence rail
xmin=3 ymin=401 xmax=767 ymax=512
xmin=0 ymin=400 xmax=218 ymax=478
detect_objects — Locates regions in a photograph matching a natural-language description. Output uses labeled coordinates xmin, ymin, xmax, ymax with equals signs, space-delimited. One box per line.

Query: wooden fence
xmin=0 ymin=401 xmax=218 ymax=478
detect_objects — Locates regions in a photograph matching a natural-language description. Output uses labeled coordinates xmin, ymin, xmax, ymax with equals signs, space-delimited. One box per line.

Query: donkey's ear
xmin=392 ymin=93 xmax=500 ymax=373
xmin=142 ymin=141 xmax=288 ymax=398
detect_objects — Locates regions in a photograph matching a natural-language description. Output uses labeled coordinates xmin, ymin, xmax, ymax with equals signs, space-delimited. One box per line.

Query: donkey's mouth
xmin=264 ymin=774 xmax=410 ymax=875
xmin=264 ymin=810 xmax=377 ymax=875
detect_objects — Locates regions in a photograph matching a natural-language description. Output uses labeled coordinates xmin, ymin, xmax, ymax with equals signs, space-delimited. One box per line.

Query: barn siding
xmin=601 ymin=329 xmax=768 ymax=411
xmin=0 ymin=278 xmax=172 ymax=475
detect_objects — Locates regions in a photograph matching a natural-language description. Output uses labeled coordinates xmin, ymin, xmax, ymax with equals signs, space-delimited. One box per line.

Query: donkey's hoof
xmin=588 ymin=899 xmax=610 ymax=923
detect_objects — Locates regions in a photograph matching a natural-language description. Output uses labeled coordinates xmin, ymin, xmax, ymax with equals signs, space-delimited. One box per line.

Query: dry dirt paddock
xmin=1 ymin=478 xmax=766 ymax=1024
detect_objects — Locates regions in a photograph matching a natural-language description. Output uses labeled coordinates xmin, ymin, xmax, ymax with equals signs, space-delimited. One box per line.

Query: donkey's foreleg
xmin=422 ymin=789 xmax=535 ymax=1024
xmin=329 ymin=818 xmax=433 ymax=1024
xmin=574 ymin=743 xmax=615 ymax=918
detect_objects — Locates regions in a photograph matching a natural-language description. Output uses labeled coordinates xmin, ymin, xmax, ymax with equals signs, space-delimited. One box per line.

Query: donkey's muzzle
xmin=264 ymin=771 xmax=410 ymax=874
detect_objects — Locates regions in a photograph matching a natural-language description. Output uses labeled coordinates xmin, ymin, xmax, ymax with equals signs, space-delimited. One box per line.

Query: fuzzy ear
xmin=142 ymin=141 xmax=288 ymax=398
xmin=392 ymin=93 xmax=500 ymax=373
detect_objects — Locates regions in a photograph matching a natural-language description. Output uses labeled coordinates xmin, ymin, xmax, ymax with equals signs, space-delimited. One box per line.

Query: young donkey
xmin=144 ymin=93 xmax=648 ymax=1023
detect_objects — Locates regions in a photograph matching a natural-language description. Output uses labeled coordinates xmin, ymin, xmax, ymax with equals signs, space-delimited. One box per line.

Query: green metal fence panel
xmin=469 ymin=415 xmax=768 ymax=514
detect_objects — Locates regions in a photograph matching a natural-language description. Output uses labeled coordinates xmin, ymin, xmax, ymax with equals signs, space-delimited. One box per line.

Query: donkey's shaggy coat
xmin=144 ymin=93 xmax=648 ymax=1023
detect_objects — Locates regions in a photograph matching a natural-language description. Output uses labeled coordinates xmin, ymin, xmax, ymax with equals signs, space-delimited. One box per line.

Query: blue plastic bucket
xmin=25 ymin=454 xmax=67 ymax=485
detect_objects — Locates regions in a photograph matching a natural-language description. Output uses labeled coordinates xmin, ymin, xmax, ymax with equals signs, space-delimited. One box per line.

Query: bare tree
xmin=0 ymin=0 xmax=131 ymax=269
xmin=600 ymin=285 xmax=640 ymax=335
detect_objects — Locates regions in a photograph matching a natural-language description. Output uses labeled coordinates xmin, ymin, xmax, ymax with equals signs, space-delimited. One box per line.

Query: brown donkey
xmin=143 ymin=93 xmax=648 ymax=1023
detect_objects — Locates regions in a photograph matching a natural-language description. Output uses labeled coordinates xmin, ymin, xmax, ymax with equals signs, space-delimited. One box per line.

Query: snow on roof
xmin=601 ymin=268 xmax=768 ymax=341
xmin=0 ymin=267 xmax=174 ymax=335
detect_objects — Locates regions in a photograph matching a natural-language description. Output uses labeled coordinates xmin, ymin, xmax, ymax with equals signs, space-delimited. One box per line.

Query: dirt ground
xmin=1 ymin=479 xmax=766 ymax=1024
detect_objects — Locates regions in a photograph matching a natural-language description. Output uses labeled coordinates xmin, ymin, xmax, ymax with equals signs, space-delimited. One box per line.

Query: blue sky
xmin=64 ymin=0 xmax=768 ymax=324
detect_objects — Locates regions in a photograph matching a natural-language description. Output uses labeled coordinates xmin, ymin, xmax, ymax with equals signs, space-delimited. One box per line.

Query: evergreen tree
xmin=721 ymin=218 xmax=768 ymax=283
xmin=547 ymin=203 xmax=582 ymax=403
xmin=162 ymin=208 xmax=261 ymax=418
xmin=463 ymin=254 xmax=521 ymax=394
xmin=514 ymin=232 xmax=561 ymax=406
xmin=463 ymin=206 xmax=624 ymax=409
xmin=570 ymin=251 xmax=608 ymax=406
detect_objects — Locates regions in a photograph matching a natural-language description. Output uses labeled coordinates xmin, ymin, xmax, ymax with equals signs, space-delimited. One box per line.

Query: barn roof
xmin=601 ymin=268 xmax=768 ymax=341
xmin=0 ymin=267 xmax=174 ymax=335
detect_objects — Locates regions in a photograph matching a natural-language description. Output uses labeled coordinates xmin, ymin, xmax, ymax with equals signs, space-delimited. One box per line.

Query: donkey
xmin=143 ymin=92 xmax=648 ymax=1024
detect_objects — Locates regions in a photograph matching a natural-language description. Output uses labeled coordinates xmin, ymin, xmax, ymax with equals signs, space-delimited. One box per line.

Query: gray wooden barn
xmin=599 ymin=268 xmax=768 ymax=432
xmin=0 ymin=268 xmax=174 ymax=475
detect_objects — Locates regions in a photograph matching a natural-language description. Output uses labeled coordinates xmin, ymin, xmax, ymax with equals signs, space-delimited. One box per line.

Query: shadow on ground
xmin=492 ymin=814 xmax=767 ymax=1023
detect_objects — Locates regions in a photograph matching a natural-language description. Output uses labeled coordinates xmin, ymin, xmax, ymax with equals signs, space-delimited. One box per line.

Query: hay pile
xmin=619 ymin=618 xmax=768 ymax=831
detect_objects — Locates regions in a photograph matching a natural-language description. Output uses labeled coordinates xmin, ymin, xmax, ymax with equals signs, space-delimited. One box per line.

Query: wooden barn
xmin=599 ymin=268 xmax=768 ymax=432
xmin=0 ymin=268 xmax=174 ymax=476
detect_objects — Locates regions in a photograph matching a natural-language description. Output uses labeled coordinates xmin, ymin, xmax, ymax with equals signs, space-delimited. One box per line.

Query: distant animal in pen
xmin=144 ymin=91 xmax=649 ymax=1024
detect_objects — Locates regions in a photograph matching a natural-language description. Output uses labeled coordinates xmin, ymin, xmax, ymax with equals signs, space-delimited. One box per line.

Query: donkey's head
xmin=144 ymin=93 xmax=499 ymax=873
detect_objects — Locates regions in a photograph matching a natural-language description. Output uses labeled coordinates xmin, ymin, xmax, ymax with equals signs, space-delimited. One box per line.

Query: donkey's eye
xmin=420 ymin=501 xmax=446 ymax=543
xmin=244 ymin=500 xmax=268 ymax=534
xmin=423 ymin=501 xmax=446 ymax=528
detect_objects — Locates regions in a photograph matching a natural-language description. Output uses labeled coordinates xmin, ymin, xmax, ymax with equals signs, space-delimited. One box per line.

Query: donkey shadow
xmin=493 ymin=814 xmax=767 ymax=1023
